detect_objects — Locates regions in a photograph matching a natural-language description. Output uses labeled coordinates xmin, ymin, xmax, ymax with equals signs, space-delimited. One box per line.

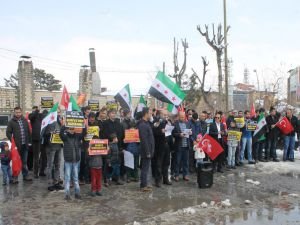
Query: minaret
xmin=89 ymin=48 xmax=96 ymax=73
xmin=17 ymin=56 xmax=34 ymax=112
xmin=89 ymin=48 xmax=101 ymax=95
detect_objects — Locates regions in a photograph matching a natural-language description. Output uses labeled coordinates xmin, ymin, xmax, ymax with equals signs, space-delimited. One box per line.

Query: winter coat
xmin=29 ymin=110 xmax=43 ymax=141
xmin=102 ymin=119 xmax=124 ymax=149
xmin=6 ymin=116 xmax=31 ymax=150
xmin=89 ymin=155 xmax=103 ymax=168
xmin=43 ymin=120 xmax=62 ymax=147
xmin=188 ymin=119 xmax=202 ymax=142
xmin=126 ymin=142 xmax=140 ymax=156
xmin=153 ymin=118 xmax=169 ymax=152
xmin=286 ymin=115 xmax=298 ymax=136
xmin=172 ymin=120 xmax=192 ymax=151
xmin=137 ymin=119 xmax=155 ymax=158
xmin=0 ymin=143 xmax=11 ymax=166
xmin=266 ymin=114 xmax=280 ymax=139
xmin=200 ymin=120 xmax=208 ymax=135
xmin=209 ymin=121 xmax=225 ymax=141
xmin=59 ymin=126 xmax=82 ymax=163
xmin=107 ymin=142 xmax=121 ymax=164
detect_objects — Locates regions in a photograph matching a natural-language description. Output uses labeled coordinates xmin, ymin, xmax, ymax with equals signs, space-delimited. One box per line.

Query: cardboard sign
xmin=41 ymin=97 xmax=54 ymax=108
xmin=234 ymin=117 xmax=245 ymax=128
xmin=88 ymin=100 xmax=99 ymax=112
xmin=85 ymin=126 xmax=99 ymax=141
xmin=106 ymin=100 xmax=118 ymax=111
xmin=227 ymin=130 xmax=242 ymax=141
xmin=246 ymin=121 xmax=257 ymax=131
xmin=88 ymin=139 xmax=109 ymax=155
xmin=65 ymin=111 xmax=85 ymax=128
xmin=50 ymin=132 xmax=63 ymax=144
xmin=124 ymin=129 xmax=140 ymax=143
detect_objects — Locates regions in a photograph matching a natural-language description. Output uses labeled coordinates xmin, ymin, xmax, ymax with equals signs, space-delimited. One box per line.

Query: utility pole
xmin=223 ymin=0 xmax=229 ymax=113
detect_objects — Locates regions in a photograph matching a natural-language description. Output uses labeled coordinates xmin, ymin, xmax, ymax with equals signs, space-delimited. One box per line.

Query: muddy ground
xmin=0 ymin=152 xmax=300 ymax=225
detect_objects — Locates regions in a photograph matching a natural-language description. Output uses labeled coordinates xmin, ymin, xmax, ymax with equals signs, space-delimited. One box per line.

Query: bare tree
xmin=197 ymin=24 xmax=229 ymax=106
xmin=169 ymin=38 xmax=188 ymax=88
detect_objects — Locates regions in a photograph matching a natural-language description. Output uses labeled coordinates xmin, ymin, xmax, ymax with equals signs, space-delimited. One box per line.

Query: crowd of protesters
xmin=0 ymin=104 xmax=299 ymax=200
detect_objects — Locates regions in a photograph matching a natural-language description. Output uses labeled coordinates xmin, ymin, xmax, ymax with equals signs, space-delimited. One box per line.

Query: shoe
xmin=289 ymin=159 xmax=295 ymax=162
xmin=155 ymin=181 xmax=161 ymax=188
xmin=58 ymin=179 xmax=64 ymax=185
xmin=79 ymin=180 xmax=85 ymax=186
xmin=217 ymin=169 xmax=224 ymax=173
xmin=273 ymin=159 xmax=280 ymax=162
xmin=140 ymin=187 xmax=152 ymax=192
xmin=258 ymin=159 xmax=266 ymax=162
xmin=96 ymin=192 xmax=103 ymax=196
xmin=116 ymin=180 xmax=124 ymax=185
xmin=163 ymin=180 xmax=172 ymax=185
xmin=90 ymin=191 xmax=96 ymax=197
xmin=48 ymin=185 xmax=56 ymax=191
xmin=232 ymin=166 xmax=236 ymax=169
xmin=39 ymin=172 xmax=46 ymax=177
xmin=2 ymin=183 xmax=7 ymax=186
xmin=183 ymin=176 xmax=190 ymax=181
xmin=64 ymin=195 xmax=71 ymax=201
xmin=12 ymin=178 xmax=19 ymax=184
xmin=75 ymin=194 xmax=82 ymax=200
xmin=54 ymin=183 xmax=64 ymax=190
xmin=23 ymin=176 xmax=33 ymax=182
xmin=265 ymin=158 xmax=270 ymax=162
xmin=174 ymin=177 xmax=179 ymax=182
xmin=248 ymin=161 xmax=256 ymax=164
xmin=34 ymin=174 xmax=39 ymax=179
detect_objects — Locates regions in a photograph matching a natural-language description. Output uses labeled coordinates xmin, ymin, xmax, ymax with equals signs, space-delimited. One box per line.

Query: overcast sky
xmin=0 ymin=0 xmax=299 ymax=95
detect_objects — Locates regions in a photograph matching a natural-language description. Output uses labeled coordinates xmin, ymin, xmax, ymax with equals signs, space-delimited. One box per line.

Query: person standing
xmin=29 ymin=106 xmax=44 ymax=178
xmin=173 ymin=111 xmax=192 ymax=181
xmin=0 ymin=142 xmax=12 ymax=185
xmin=209 ymin=112 xmax=226 ymax=173
xmin=284 ymin=109 xmax=298 ymax=162
xmin=153 ymin=109 xmax=172 ymax=187
xmin=253 ymin=108 xmax=268 ymax=162
xmin=137 ymin=107 xmax=155 ymax=192
xmin=6 ymin=107 xmax=32 ymax=182
xmin=199 ymin=112 xmax=208 ymax=135
xmin=266 ymin=107 xmax=280 ymax=162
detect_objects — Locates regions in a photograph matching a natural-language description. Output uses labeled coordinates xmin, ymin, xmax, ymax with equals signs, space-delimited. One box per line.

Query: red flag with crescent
xmin=198 ymin=134 xmax=224 ymax=160
xmin=276 ymin=117 xmax=294 ymax=135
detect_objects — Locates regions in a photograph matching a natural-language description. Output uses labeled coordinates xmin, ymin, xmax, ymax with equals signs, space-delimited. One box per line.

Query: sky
xmin=0 ymin=0 xmax=300 ymax=95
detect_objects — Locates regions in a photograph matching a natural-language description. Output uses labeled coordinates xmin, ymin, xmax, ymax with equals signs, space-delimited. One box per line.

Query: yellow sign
xmin=106 ymin=101 xmax=118 ymax=111
xmin=50 ymin=132 xmax=63 ymax=144
xmin=85 ymin=126 xmax=99 ymax=141
xmin=41 ymin=97 xmax=54 ymax=108
xmin=234 ymin=117 xmax=245 ymax=128
xmin=227 ymin=130 xmax=242 ymax=141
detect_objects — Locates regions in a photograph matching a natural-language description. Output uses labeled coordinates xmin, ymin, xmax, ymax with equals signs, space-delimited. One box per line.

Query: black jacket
xmin=43 ymin=120 xmax=62 ymax=147
xmin=286 ymin=115 xmax=298 ymax=136
xmin=29 ymin=110 xmax=43 ymax=141
xmin=153 ymin=119 xmax=169 ymax=154
xmin=200 ymin=120 xmax=207 ymax=135
xmin=6 ymin=116 xmax=31 ymax=150
xmin=102 ymin=119 xmax=124 ymax=149
xmin=59 ymin=126 xmax=82 ymax=163
xmin=137 ymin=119 xmax=155 ymax=158
xmin=97 ymin=119 xmax=106 ymax=139
xmin=266 ymin=114 xmax=280 ymax=139
xmin=107 ymin=142 xmax=121 ymax=164
xmin=172 ymin=120 xmax=191 ymax=151
xmin=209 ymin=121 xmax=225 ymax=141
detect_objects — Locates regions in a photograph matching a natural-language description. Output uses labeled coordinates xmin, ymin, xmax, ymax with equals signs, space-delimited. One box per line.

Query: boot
xmin=116 ymin=177 xmax=124 ymax=185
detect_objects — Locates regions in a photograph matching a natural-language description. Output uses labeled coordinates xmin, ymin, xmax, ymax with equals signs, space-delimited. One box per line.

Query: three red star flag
xmin=148 ymin=71 xmax=186 ymax=106
xmin=198 ymin=134 xmax=224 ymax=160
xmin=40 ymin=103 xmax=59 ymax=136
xmin=276 ymin=116 xmax=294 ymax=135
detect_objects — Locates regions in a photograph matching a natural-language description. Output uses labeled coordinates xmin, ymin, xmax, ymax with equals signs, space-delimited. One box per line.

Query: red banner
xmin=198 ymin=134 xmax=224 ymax=160
xmin=276 ymin=117 xmax=294 ymax=135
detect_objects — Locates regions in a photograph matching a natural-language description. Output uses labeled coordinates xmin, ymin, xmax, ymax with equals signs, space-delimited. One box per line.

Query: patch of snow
xmin=210 ymin=201 xmax=215 ymax=206
xmin=244 ymin=200 xmax=252 ymax=204
xmin=133 ymin=221 xmax=141 ymax=225
xmin=221 ymin=199 xmax=232 ymax=207
xmin=246 ymin=179 xmax=260 ymax=185
xmin=183 ymin=207 xmax=196 ymax=215
xmin=288 ymin=193 xmax=299 ymax=198
xmin=201 ymin=202 xmax=208 ymax=208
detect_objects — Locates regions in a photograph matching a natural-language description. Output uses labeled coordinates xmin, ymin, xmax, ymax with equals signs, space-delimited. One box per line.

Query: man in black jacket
xmin=284 ymin=109 xmax=298 ymax=162
xmin=266 ymin=107 xmax=280 ymax=162
xmin=137 ymin=107 xmax=155 ymax=192
xmin=209 ymin=112 xmax=226 ymax=173
xmin=29 ymin=106 xmax=44 ymax=178
xmin=6 ymin=107 xmax=32 ymax=182
xmin=172 ymin=111 xmax=192 ymax=182
xmin=153 ymin=109 xmax=172 ymax=187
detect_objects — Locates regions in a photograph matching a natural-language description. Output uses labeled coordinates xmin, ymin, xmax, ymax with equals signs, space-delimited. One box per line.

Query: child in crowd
xmin=193 ymin=134 xmax=205 ymax=168
xmin=60 ymin=126 xmax=82 ymax=200
xmin=88 ymin=136 xmax=103 ymax=197
xmin=0 ymin=142 xmax=12 ymax=185
xmin=227 ymin=121 xmax=239 ymax=169
xmin=106 ymin=133 xmax=124 ymax=185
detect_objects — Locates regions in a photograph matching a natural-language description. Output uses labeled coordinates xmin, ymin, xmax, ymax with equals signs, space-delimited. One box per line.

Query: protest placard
xmin=65 ymin=111 xmax=85 ymax=128
xmin=84 ymin=126 xmax=99 ymax=141
xmin=88 ymin=100 xmax=99 ymax=112
xmin=234 ymin=117 xmax=245 ymax=128
xmin=41 ymin=97 xmax=54 ymax=108
xmin=246 ymin=121 xmax=257 ymax=131
xmin=124 ymin=129 xmax=140 ymax=143
xmin=88 ymin=139 xmax=109 ymax=155
xmin=50 ymin=131 xmax=63 ymax=144
xmin=227 ymin=130 xmax=242 ymax=141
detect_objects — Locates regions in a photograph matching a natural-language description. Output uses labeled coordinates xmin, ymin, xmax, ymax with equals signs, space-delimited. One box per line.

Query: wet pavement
xmin=0 ymin=155 xmax=300 ymax=225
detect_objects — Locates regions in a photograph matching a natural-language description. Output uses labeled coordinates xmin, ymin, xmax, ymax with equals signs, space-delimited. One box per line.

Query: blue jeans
xmin=175 ymin=147 xmax=189 ymax=177
xmin=140 ymin=158 xmax=151 ymax=188
xmin=240 ymin=138 xmax=253 ymax=162
xmin=284 ymin=136 xmax=295 ymax=160
xmin=64 ymin=162 xmax=80 ymax=196
xmin=20 ymin=144 xmax=29 ymax=177
xmin=1 ymin=164 xmax=12 ymax=184
xmin=227 ymin=145 xmax=237 ymax=166
xmin=108 ymin=163 xmax=120 ymax=179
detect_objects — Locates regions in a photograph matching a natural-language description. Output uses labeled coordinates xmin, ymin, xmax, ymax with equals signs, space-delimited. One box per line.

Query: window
xmin=6 ymin=100 xmax=10 ymax=107
xmin=0 ymin=115 xmax=9 ymax=126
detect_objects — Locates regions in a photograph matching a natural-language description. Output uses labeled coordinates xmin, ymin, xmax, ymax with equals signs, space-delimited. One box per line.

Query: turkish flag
xmin=198 ymin=134 xmax=224 ymax=160
xmin=11 ymin=136 xmax=22 ymax=177
xmin=276 ymin=117 xmax=294 ymax=135
xmin=250 ymin=103 xmax=256 ymax=118
xmin=60 ymin=85 xmax=70 ymax=109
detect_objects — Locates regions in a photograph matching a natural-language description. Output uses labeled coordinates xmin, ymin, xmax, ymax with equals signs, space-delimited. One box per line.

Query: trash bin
xmin=197 ymin=162 xmax=213 ymax=188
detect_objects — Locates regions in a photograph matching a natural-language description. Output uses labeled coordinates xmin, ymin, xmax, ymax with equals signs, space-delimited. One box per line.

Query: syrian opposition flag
xmin=198 ymin=134 xmax=224 ymax=160
xmin=148 ymin=71 xmax=186 ymax=106
xmin=253 ymin=113 xmax=267 ymax=142
xmin=60 ymin=85 xmax=70 ymax=109
xmin=276 ymin=117 xmax=294 ymax=135
xmin=114 ymin=84 xmax=132 ymax=110
xmin=137 ymin=95 xmax=147 ymax=112
xmin=68 ymin=95 xmax=81 ymax=112
xmin=41 ymin=103 xmax=58 ymax=136
xmin=167 ymin=104 xmax=178 ymax=115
